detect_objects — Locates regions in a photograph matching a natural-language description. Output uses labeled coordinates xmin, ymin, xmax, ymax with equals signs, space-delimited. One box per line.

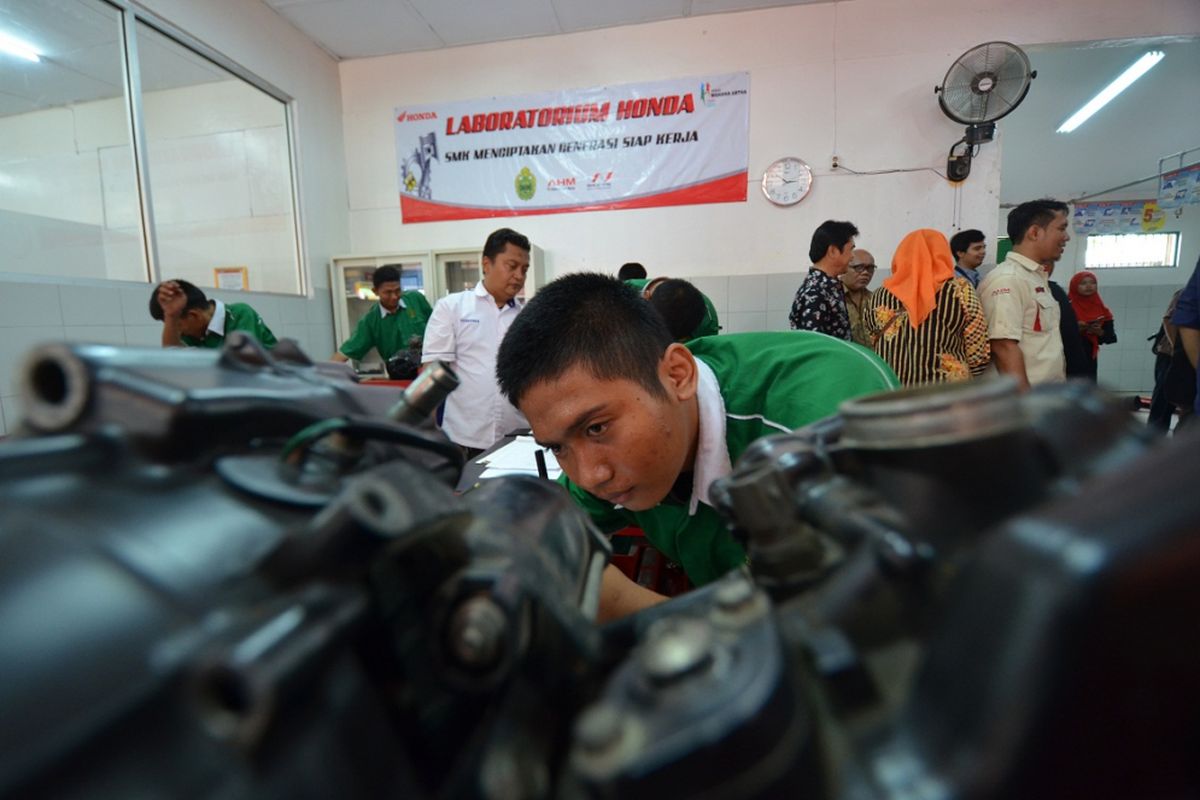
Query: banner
xmin=393 ymin=73 xmax=749 ymax=223
xmin=1158 ymin=163 xmax=1200 ymax=210
xmin=1071 ymin=199 xmax=1164 ymax=235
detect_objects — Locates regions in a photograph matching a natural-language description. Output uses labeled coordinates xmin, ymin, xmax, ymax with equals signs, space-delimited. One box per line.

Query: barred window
xmin=1084 ymin=232 xmax=1180 ymax=269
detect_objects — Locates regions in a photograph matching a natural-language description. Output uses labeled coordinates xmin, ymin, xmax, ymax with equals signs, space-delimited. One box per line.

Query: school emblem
xmin=515 ymin=167 xmax=537 ymax=201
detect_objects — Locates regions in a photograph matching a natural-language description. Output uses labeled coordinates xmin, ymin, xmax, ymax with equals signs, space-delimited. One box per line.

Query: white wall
xmin=0 ymin=0 xmax=350 ymax=435
xmin=339 ymin=0 xmax=1200 ymax=285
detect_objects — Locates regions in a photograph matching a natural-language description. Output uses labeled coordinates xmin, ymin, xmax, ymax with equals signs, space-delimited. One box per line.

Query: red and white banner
xmin=393 ymin=72 xmax=749 ymax=223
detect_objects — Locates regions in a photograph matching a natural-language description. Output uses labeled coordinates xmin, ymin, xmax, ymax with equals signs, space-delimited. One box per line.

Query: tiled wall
xmin=0 ymin=280 xmax=335 ymax=435
xmin=690 ymin=272 xmax=1175 ymax=394
xmin=1091 ymin=283 xmax=1180 ymax=394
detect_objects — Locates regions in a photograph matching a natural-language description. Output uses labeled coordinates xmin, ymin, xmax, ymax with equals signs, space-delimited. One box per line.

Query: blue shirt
xmin=954 ymin=264 xmax=980 ymax=289
xmin=1170 ymin=259 xmax=1200 ymax=413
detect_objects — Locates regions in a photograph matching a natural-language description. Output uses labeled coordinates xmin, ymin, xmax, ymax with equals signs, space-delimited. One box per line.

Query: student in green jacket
xmin=626 ymin=275 xmax=721 ymax=340
xmin=333 ymin=265 xmax=433 ymax=364
xmin=497 ymin=273 xmax=899 ymax=621
xmin=150 ymin=279 xmax=278 ymax=349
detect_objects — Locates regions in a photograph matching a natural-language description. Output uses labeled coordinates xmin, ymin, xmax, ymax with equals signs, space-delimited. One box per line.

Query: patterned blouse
xmin=863 ymin=276 xmax=990 ymax=385
xmin=789 ymin=268 xmax=852 ymax=341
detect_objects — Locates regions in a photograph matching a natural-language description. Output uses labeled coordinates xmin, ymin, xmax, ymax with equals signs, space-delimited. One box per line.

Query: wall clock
xmin=761 ymin=157 xmax=813 ymax=206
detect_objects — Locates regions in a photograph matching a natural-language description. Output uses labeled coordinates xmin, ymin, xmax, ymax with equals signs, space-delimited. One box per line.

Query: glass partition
xmin=0 ymin=0 xmax=147 ymax=281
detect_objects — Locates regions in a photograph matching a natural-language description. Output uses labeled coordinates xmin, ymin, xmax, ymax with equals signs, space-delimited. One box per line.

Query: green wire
xmin=281 ymin=417 xmax=350 ymax=462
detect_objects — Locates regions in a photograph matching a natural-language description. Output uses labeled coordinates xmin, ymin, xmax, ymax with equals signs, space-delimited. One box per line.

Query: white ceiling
xmin=999 ymin=38 xmax=1200 ymax=204
xmin=262 ymin=0 xmax=832 ymax=60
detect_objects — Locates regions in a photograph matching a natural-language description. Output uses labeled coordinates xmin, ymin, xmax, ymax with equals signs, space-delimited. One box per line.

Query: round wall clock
xmin=761 ymin=157 xmax=813 ymax=206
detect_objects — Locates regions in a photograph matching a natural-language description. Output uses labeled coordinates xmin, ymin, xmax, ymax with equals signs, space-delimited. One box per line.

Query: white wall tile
xmin=305 ymin=296 xmax=334 ymax=327
xmin=278 ymin=296 xmax=308 ymax=324
xmin=120 ymin=285 xmax=154 ymax=325
xmin=64 ymin=325 xmax=127 ymax=346
xmin=1125 ymin=286 xmax=1153 ymax=309
xmin=124 ymin=325 xmax=164 ymax=347
xmin=767 ymin=311 xmax=793 ymax=332
xmin=0 ymin=326 xmax=65 ymax=396
xmin=767 ymin=272 xmax=805 ymax=312
xmin=724 ymin=311 xmax=768 ymax=333
xmin=728 ymin=275 xmax=767 ymax=313
xmin=306 ymin=324 xmax=336 ymax=358
xmin=689 ymin=276 xmax=729 ymax=317
xmin=0 ymin=282 xmax=64 ymax=328
xmin=0 ymin=395 xmax=19 ymax=434
xmin=59 ymin=285 xmax=124 ymax=326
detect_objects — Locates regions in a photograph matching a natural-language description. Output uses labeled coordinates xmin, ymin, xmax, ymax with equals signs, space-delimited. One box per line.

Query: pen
xmin=535 ymin=449 xmax=549 ymax=480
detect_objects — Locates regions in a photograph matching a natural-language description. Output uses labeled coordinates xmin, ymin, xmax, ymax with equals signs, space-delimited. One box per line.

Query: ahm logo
xmin=700 ymin=82 xmax=715 ymax=107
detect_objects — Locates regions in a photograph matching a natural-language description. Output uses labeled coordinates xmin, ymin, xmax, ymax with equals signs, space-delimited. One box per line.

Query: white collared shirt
xmin=207 ymin=300 xmax=227 ymax=338
xmin=979 ymin=252 xmax=1065 ymax=385
xmin=688 ymin=358 xmax=733 ymax=515
xmin=379 ymin=297 xmax=406 ymax=318
xmin=421 ymin=282 xmax=527 ymax=449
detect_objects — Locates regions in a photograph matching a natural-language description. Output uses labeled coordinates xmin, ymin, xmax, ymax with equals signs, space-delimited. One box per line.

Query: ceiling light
xmin=0 ymin=30 xmax=41 ymax=62
xmin=1056 ymin=50 xmax=1164 ymax=133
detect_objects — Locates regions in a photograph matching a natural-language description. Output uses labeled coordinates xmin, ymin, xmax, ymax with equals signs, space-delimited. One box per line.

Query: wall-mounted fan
xmin=935 ymin=41 xmax=1036 ymax=182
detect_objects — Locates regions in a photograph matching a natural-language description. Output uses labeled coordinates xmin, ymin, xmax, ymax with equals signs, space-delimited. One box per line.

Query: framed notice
xmin=214 ymin=266 xmax=249 ymax=291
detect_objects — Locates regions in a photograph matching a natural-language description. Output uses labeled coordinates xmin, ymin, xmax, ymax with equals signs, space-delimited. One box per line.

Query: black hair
xmin=148 ymin=279 xmax=209 ymax=321
xmin=372 ymin=265 xmax=401 ymax=288
xmin=647 ymin=279 xmax=706 ymax=341
xmin=497 ymin=273 xmax=674 ymax=408
xmin=618 ymin=262 xmax=647 ymax=281
xmin=483 ymin=227 xmax=531 ymax=261
xmin=1007 ymin=200 xmax=1069 ymax=244
xmin=949 ymin=229 xmax=986 ymax=259
xmin=808 ymin=220 xmax=860 ymax=263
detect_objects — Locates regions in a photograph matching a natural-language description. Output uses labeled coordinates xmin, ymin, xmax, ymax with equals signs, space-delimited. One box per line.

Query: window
xmin=1084 ymin=232 xmax=1180 ymax=269
xmin=0 ymin=0 xmax=147 ymax=282
xmin=0 ymin=0 xmax=304 ymax=294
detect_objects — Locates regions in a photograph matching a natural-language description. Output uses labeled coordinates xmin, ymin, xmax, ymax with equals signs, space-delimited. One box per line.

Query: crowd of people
xmin=144 ymin=207 xmax=1199 ymax=619
xmin=787 ymin=200 xmax=1117 ymax=391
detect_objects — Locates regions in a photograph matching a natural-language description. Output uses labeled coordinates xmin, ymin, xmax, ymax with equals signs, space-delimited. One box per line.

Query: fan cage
xmin=937 ymin=41 xmax=1033 ymax=125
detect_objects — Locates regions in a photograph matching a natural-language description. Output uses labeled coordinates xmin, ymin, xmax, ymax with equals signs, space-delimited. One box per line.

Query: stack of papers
xmin=477 ymin=436 xmax=562 ymax=481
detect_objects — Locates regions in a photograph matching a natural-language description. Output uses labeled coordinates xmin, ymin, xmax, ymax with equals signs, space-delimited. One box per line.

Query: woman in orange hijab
xmin=1067 ymin=270 xmax=1116 ymax=381
xmin=863 ymin=229 xmax=991 ymax=385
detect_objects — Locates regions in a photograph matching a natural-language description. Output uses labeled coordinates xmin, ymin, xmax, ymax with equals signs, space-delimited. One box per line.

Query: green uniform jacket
xmin=562 ymin=331 xmax=899 ymax=585
xmin=182 ymin=302 xmax=278 ymax=349
xmin=339 ymin=292 xmax=433 ymax=361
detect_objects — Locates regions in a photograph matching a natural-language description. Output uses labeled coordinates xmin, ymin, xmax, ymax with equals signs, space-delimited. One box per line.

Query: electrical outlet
xmin=831 ymin=155 xmax=840 ymax=169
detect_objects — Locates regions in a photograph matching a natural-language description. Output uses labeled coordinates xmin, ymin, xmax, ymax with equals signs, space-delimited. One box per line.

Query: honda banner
xmin=393 ymin=72 xmax=749 ymax=223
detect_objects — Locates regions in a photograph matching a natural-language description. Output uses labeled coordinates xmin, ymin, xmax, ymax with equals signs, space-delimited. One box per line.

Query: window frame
xmin=1 ymin=0 xmax=308 ymax=296
xmin=1082 ymin=231 xmax=1181 ymax=270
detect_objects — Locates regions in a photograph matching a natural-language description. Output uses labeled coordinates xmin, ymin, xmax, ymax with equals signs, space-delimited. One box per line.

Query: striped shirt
xmin=863 ymin=277 xmax=990 ymax=385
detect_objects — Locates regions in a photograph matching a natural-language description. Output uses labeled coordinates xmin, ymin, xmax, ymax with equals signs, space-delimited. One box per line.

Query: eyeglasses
xmin=849 ymin=263 xmax=876 ymax=273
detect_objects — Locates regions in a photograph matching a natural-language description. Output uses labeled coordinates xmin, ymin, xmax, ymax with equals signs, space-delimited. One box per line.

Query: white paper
xmin=478 ymin=466 xmax=562 ymax=482
xmin=478 ymin=436 xmax=561 ymax=476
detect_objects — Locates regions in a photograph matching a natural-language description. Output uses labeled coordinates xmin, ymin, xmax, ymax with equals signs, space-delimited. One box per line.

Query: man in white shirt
xmin=422 ymin=228 xmax=532 ymax=457
xmin=979 ymin=200 xmax=1070 ymax=390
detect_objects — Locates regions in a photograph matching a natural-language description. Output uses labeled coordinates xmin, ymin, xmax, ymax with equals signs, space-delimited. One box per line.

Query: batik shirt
xmin=789 ymin=268 xmax=852 ymax=341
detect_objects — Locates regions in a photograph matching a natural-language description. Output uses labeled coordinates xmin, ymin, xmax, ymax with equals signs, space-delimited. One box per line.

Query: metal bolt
xmin=640 ymin=618 xmax=713 ymax=685
xmin=575 ymin=704 xmax=624 ymax=753
xmin=447 ymin=595 xmax=506 ymax=670
xmin=714 ymin=578 xmax=755 ymax=612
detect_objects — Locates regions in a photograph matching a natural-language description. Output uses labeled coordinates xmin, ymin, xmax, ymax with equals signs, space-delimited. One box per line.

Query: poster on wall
xmin=393 ymin=72 xmax=749 ymax=223
xmin=1156 ymin=163 xmax=1200 ymax=209
xmin=1071 ymin=199 xmax=1164 ymax=235
xmin=1158 ymin=163 xmax=1200 ymax=210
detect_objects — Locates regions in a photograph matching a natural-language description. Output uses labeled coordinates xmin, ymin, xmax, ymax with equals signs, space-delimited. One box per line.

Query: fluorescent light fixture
xmin=0 ymin=30 xmax=41 ymax=62
xmin=1057 ymin=50 xmax=1164 ymax=133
